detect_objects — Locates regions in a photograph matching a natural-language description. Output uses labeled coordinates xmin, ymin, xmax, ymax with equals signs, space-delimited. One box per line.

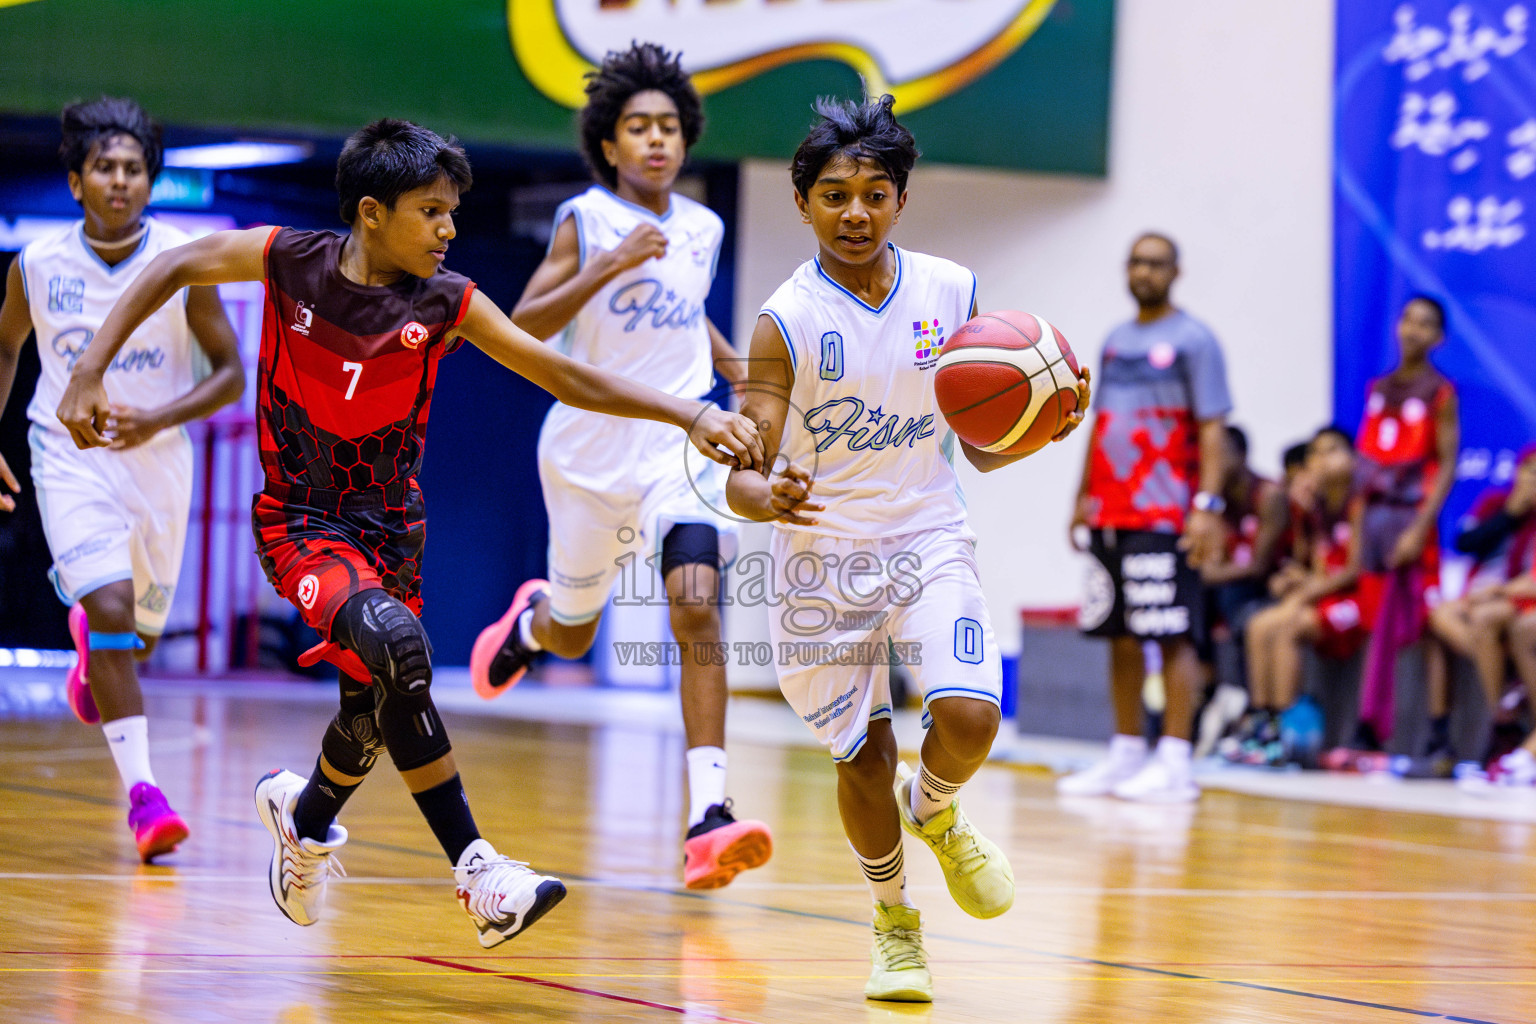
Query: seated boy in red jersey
xmin=55 ymin=119 xmax=761 ymax=948
xmin=1237 ymin=427 xmax=1377 ymax=763
xmin=1430 ymin=445 xmax=1536 ymax=757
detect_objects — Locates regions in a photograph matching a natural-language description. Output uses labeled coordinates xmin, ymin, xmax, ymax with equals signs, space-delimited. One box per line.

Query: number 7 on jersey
xmin=342 ymin=361 xmax=362 ymax=400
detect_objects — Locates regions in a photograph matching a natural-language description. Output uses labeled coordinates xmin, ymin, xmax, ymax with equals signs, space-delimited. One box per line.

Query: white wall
xmin=726 ymin=0 xmax=1336 ymax=675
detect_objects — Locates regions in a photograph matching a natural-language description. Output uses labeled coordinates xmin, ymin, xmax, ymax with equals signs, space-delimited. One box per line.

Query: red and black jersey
xmin=1303 ymin=487 xmax=1363 ymax=574
xmin=1221 ymin=471 xmax=1280 ymax=569
xmin=257 ymin=227 xmax=475 ymax=494
xmin=1355 ymin=367 xmax=1453 ymax=509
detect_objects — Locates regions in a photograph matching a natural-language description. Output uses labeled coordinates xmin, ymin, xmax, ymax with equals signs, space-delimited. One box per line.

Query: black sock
xmin=411 ymin=773 xmax=481 ymax=864
xmin=294 ymin=756 xmax=362 ymax=842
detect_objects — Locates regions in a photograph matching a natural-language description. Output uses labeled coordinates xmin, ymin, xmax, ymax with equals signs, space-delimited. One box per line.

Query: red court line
xmin=409 ymin=955 xmax=764 ymax=1023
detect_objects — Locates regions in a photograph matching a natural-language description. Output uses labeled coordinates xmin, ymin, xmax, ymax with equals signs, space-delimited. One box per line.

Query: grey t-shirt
xmin=1086 ymin=309 xmax=1233 ymax=533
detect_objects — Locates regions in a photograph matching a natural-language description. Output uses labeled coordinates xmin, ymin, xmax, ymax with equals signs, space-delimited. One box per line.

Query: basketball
xmin=933 ymin=310 xmax=1083 ymax=456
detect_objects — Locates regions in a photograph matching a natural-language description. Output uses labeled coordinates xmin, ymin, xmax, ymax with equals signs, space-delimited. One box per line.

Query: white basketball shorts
xmin=29 ymin=425 xmax=192 ymax=636
xmin=538 ymin=447 xmax=738 ymax=626
xmin=766 ymin=523 xmax=1002 ymax=762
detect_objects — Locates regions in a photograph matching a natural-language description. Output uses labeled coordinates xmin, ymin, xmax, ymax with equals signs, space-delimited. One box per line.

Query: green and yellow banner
xmin=0 ymin=0 xmax=1113 ymax=173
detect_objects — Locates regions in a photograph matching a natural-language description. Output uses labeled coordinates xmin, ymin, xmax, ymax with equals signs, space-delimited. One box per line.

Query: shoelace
xmin=461 ymin=855 xmax=533 ymax=918
xmin=288 ymin=841 xmax=345 ymax=889
xmin=937 ymin=816 xmax=988 ymax=873
xmin=874 ymin=926 xmax=926 ymax=971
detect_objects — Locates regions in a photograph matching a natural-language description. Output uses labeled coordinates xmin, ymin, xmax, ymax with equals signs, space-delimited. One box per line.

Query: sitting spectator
xmin=1464 ymin=599 xmax=1536 ymax=788
xmin=1230 ymin=427 xmax=1373 ymax=764
xmin=1193 ymin=427 xmax=1291 ymax=753
xmin=1431 ymin=445 xmax=1536 ymax=757
xmin=1265 ymin=442 xmax=1316 ymax=603
xmin=1200 ymin=425 xmax=1291 ymax=633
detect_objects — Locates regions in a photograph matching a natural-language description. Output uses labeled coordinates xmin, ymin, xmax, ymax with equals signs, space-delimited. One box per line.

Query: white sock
xmin=1505 ymin=747 xmax=1536 ymax=769
xmin=517 ymin=608 xmax=541 ymax=651
xmin=685 ymin=746 xmax=727 ymax=827
xmin=910 ymin=760 xmax=961 ymax=825
xmin=855 ymin=840 xmax=911 ymax=908
xmin=1156 ymin=735 xmax=1193 ymax=777
xmin=102 ymin=715 xmax=155 ymax=792
xmin=1109 ymin=733 xmax=1148 ymax=767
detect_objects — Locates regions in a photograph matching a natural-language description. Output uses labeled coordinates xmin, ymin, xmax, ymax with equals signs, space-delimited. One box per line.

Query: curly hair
xmin=59 ymin=96 xmax=163 ymax=181
xmin=790 ymin=94 xmax=919 ymax=198
xmin=579 ymin=42 xmax=704 ymax=188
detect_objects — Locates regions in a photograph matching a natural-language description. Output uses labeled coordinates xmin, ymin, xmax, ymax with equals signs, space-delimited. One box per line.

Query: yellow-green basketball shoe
xmin=894 ymin=762 xmax=1014 ymax=919
xmin=865 ymin=902 xmax=933 ymax=1002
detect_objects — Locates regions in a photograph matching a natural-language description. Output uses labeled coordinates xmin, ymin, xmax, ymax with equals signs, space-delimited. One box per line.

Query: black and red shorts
xmin=252 ymin=479 xmax=426 ymax=640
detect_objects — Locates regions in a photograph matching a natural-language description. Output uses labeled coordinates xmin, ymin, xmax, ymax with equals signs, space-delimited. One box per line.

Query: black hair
xmin=335 ymin=119 xmax=472 ymax=225
xmin=59 ymin=96 xmax=163 ymax=182
xmin=1403 ymin=293 xmax=1446 ymax=332
xmin=579 ymin=42 xmax=704 ymax=189
xmin=1312 ymin=424 xmax=1355 ymax=451
xmin=1224 ymin=424 xmax=1249 ymax=460
xmin=1133 ymin=232 xmax=1179 ymax=266
xmin=790 ymin=94 xmax=919 ymax=198
xmin=1283 ymin=441 xmax=1310 ymax=471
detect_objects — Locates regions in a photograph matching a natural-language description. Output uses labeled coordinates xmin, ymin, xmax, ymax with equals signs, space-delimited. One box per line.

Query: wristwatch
xmin=1192 ymin=491 xmax=1227 ymax=514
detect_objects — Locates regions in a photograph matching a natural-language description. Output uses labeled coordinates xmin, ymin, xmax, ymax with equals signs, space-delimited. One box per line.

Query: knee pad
xmin=661 ymin=523 xmax=721 ymax=578
xmin=332 ymin=591 xmax=449 ymax=772
xmin=331 ymin=590 xmax=433 ymax=697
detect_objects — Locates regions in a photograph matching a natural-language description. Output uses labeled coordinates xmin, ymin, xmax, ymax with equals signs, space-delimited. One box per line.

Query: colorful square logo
xmin=912 ymin=319 xmax=944 ymax=363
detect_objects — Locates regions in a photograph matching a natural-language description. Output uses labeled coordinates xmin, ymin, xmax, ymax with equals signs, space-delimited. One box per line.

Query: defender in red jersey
xmin=57 ymin=119 xmax=763 ymax=947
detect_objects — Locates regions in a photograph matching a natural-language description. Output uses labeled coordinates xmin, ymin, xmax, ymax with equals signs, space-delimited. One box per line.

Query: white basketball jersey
xmin=539 ymin=186 xmax=723 ymax=484
xmin=762 ymin=245 xmax=975 ymax=539
xmin=20 ymin=219 xmax=196 ymax=439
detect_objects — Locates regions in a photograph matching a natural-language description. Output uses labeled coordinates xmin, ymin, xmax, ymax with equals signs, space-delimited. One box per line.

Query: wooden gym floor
xmin=1 ymin=680 xmax=1533 ymax=1024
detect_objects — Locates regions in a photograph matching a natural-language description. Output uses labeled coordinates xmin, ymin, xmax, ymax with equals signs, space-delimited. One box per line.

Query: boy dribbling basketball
xmin=726 ymin=95 xmax=1088 ymax=1001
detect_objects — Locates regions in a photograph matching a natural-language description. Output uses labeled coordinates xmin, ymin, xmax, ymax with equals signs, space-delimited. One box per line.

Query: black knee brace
xmin=331 ymin=590 xmax=450 ymax=772
xmin=319 ymin=677 xmax=384 ymax=777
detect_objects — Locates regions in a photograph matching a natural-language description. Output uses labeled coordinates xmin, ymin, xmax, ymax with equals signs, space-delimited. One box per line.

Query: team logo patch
xmin=1148 ymin=341 xmax=1176 ymax=370
xmin=291 ymin=302 xmax=313 ymax=337
xmin=400 ymin=321 xmax=429 ymax=349
xmin=912 ymin=318 xmax=943 ymax=368
xmin=297 ymin=574 xmax=320 ymax=610
xmin=1402 ymin=396 xmax=1428 ymax=423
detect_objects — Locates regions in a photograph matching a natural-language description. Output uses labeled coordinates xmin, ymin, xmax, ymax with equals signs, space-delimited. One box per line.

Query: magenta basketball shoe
xmin=128 ymin=782 xmax=189 ymax=862
xmin=65 ymin=603 xmax=99 ymax=725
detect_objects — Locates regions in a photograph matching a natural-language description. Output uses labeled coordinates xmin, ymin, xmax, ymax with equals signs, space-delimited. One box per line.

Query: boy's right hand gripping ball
xmin=933 ymin=310 xmax=1082 ymax=456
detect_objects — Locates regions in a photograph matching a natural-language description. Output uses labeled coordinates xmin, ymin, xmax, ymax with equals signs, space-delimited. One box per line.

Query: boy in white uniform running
xmin=471 ymin=43 xmax=771 ymax=890
xmin=727 ymin=96 xmax=1088 ymax=1002
xmin=0 ymin=97 xmax=244 ymax=861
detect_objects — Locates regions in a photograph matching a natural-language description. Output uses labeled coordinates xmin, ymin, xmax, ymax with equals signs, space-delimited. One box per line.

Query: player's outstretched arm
xmin=56 ymin=226 xmax=272 ymax=449
xmin=726 ymin=314 xmax=823 ymax=527
xmin=510 ymin=216 xmax=666 ymax=340
xmin=105 ymin=285 xmax=247 ymax=450
xmin=457 ymin=289 xmax=762 ymax=470
xmin=0 ymin=258 xmax=34 ymax=511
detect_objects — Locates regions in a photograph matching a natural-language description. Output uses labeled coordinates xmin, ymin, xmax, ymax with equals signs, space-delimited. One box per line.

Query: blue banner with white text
xmin=1336 ymin=1 xmax=1536 ymax=540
